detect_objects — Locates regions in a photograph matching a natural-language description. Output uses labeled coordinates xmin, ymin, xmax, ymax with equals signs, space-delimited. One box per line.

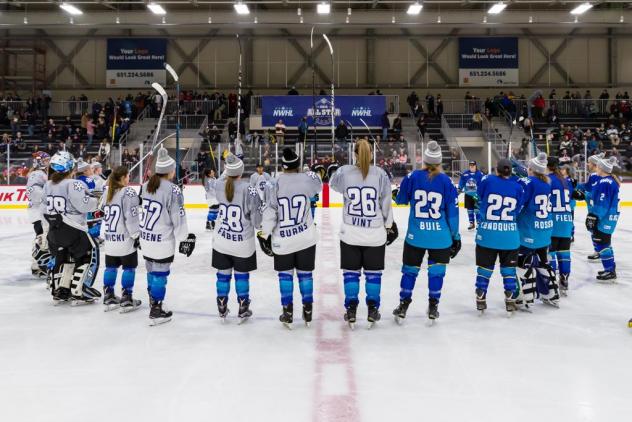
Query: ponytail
xmin=425 ymin=163 xmax=442 ymax=180
xmin=532 ymin=171 xmax=550 ymax=184
xmin=225 ymin=176 xmax=236 ymax=202
xmin=146 ymin=173 xmax=162 ymax=194
xmin=547 ymin=162 xmax=566 ymax=188
xmin=355 ymin=139 xmax=372 ymax=180
xmin=50 ymin=168 xmax=71 ymax=184
xmin=106 ymin=166 xmax=129 ymax=204
xmin=497 ymin=166 xmax=512 ymax=178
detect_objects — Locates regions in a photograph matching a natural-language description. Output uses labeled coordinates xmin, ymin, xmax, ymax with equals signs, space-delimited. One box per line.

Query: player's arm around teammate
xmin=329 ymin=139 xmax=397 ymax=329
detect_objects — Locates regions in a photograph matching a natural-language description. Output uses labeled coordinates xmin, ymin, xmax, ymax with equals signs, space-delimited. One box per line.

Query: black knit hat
xmin=282 ymin=148 xmax=300 ymax=170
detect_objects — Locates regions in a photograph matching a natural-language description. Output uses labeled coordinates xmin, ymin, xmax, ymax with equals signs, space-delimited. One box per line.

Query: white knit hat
xmin=529 ymin=152 xmax=548 ymax=174
xmin=588 ymin=152 xmax=605 ymax=165
xmin=598 ymin=156 xmax=618 ymax=174
xmin=76 ymin=158 xmax=90 ymax=173
xmin=423 ymin=141 xmax=443 ymax=165
xmin=224 ymin=153 xmax=244 ymax=177
xmin=154 ymin=146 xmax=176 ymax=174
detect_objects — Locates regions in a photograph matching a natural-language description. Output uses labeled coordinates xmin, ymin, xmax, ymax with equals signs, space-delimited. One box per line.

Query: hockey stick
xmin=236 ymin=34 xmax=243 ymax=148
xmin=151 ymin=82 xmax=169 ymax=152
xmin=322 ymin=34 xmax=335 ymax=157
xmin=128 ymin=132 xmax=175 ymax=175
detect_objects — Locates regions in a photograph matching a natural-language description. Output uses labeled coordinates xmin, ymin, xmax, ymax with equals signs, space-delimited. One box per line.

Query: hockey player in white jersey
xmin=139 ymin=147 xmax=196 ymax=325
xmin=249 ymin=162 xmax=272 ymax=200
xmin=203 ymin=168 xmax=219 ymax=231
xmin=259 ymin=148 xmax=322 ymax=328
xmin=100 ymin=166 xmax=142 ymax=312
xmin=329 ymin=139 xmax=397 ymax=329
xmin=26 ymin=151 xmax=52 ymax=278
xmin=209 ymin=154 xmax=263 ymax=323
xmin=42 ymin=151 xmax=99 ymax=304
xmin=91 ymin=161 xmax=107 ymax=196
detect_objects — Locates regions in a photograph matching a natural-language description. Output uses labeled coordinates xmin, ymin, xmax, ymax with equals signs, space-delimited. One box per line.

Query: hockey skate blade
xmin=427 ymin=318 xmax=437 ymax=326
xmin=541 ymin=299 xmax=560 ymax=308
xmin=119 ymin=304 xmax=141 ymax=314
xmin=393 ymin=315 xmax=404 ymax=325
xmin=596 ymin=278 xmax=617 ymax=285
xmin=52 ymin=299 xmax=69 ymax=306
xmin=367 ymin=321 xmax=377 ymax=330
xmin=304 ymin=321 xmax=311 ymax=328
xmin=149 ymin=317 xmax=172 ymax=326
xmin=237 ymin=316 xmax=251 ymax=325
xmin=347 ymin=321 xmax=356 ymax=330
xmin=282 ymin=322 xmax=293 ymax=330
xmin=506 ymin=311 xmax=516 ymax=318
xmin=104 ymin=304 xmax=121 ymax=312
xmin=71 ymin=299 xmax=97 ymax=307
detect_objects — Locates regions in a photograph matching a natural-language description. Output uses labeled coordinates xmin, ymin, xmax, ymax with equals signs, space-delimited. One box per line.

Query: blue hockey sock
xmin=278 ymin=271 xmax=294 ymax=306
xmin=297 ymin=271 xmax=314 ymax=304
xmin=216 ymin=271 xmax=231 ymax=299
xmin=343 ymin=270 xmax=360 ymax=308
xmin=548 ymin=251 xmax=558 ymax=273
xmin=428 ymin=261 xmax=446 ymax=300
xmin=149 ymin=271 xmax=169 ymax=301
xmin=364 ymin=271 xmax=382 ymax=307
xmin=596 ymin=244 xmax=615 ymax=272
xmin=103 ymin=267 xmax=117 ymax=289
xmin=121 ymin=267 xmax=136 ymax=293
xmin=234 ymin=271 xmax=250 ymax=301
xmin=207 ymin=207 xmax=218 ymax=222
xmin=556 ymin=250 xmax=571 ymax=277
xmin=475 ymin=266 xmax=494 ymax=292
xmin=399 ymin=264 xmax=420 ymax=300
xmin=467 ymin=209 xmax=475 ymax=224
xmin=500 ymin=266 xmax=518 ymax=292
xmin=146 ymin=272 xmax=154 ymax=295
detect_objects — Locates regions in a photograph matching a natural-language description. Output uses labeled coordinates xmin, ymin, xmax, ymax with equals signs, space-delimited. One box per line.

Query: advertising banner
xmin=106 ymin=38 xmax=167 ymax=88
xmin=261 ymin=96 xmax=386 ymax=128
xmin=458 ymin=37 xmax=519 ymax=87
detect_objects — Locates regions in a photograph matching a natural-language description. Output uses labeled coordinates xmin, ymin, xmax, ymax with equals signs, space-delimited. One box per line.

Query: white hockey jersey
xmin=209 ymin=178 xmax=263 ymax=258
xmin=204 ymin=177 xmax=219 ymax=207
xmin=249 ymin=171 xmax=272 ymax=200
xmin=329 ymin=165 xmax=393 ymax=247
xmin=26 ymin=170 xmax=48 ymax=224
xmin=139 ymin=180 xmax=189 ymax=260
xmin=100 ymin=186 xmax=141 ymax=257
xmin=262 ymin=171 xmax=322 ymax=255
xmin=42 ymin=178 xmax=98 ymax=231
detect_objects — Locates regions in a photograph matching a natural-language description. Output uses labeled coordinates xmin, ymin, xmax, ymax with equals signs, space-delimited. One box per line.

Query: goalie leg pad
xmin=70 ymin=263 xmax=90 ymax=297
xmin=536 ymin=265 xmax=560 ymax=301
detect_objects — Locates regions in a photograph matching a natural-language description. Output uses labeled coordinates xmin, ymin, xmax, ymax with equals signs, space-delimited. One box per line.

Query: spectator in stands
xmin=407 ymin=91 xmax=419 ymax=113
xmin=275 ymin=119 xmax=286 ymax=144
xmin=2 ymin=133 xmax=10 ymax=151
xmin=584 ymin=90 xmax=594 ymax=117
xmin=425 ymin=93 xmax=435 ymax=116
xmin=76 ymin=144 xmax=87 ymax=160
xmin=436 ymin=94 xmax=444 ymax=118
xmin=599 ymin=89 xmax=610 ymax=115
xmin=381 ymin=111 xmax=390 ymax=140
xmin=587 ymin=135 xmax=600 ymax=156
xmin=298 ymin=117 xmax=309 ymax=143
xmin=98 ymin=140 xmax=111 ymax=164
xmin=471 ymin=111 xmax=482 ymax=130
xmin=334 ymin=120 xmax=349 ymax=143
xmin=26 ymin=111 xmax=36 ymax=137
xmin=558 ymin=136 xmax=572 ymax=154
xmin=392 ymin=114 xmax=402 ymax=136
xmin=10 ymin=115 xmax=19 ymax=138
xmin=417 ymin=114 xmax=427 ymax=140
xmin=228 ymin=119 xmax=237 ymax=142
xmin=287 ymin=86 xmax=299 ymax=95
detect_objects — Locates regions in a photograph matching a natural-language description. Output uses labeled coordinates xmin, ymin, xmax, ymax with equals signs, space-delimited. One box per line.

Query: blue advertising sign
xmin=106 ymin=38 xmax=167 ymax=88
xmin=458 ymin=37 xmax=519 ymax=87
xmin=261 ymin=96 xmax=386 ymax=127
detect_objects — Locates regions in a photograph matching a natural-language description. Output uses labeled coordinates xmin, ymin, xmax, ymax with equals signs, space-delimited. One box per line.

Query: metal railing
xmin=440 ymin=115 xmax=470 ymax=178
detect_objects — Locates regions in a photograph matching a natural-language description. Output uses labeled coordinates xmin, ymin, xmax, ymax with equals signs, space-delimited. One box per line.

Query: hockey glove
xmin=585 ymin=214 xmax=598 ymax=232
xmin=133 ymin=237 xmax=141 ymax=250
xmin=391 ymin=188 xmax=399 ymax=201
xmin=178 ymin=233 xmax=196 ymax=257
xmin=386 ymin=222 xmax=399 ymax=246
xmin=572 ymin=189 xmax=586 ymax=201
xmin=257 ymin=231 xmax=274 ymax=256
xmin=450 ymin=238 xmax=462 ymax=259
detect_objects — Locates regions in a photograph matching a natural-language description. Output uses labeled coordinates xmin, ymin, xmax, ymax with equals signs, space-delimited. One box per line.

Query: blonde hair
xmin=354 ymin=139 xmax=372 ymax=180
xmin=225 ymin=176 xmax=237 ymax=202
xmin=106 ymin=166 xmax=129 ymax=204
xmin=425 ymin=163 xmax=442 ymax=180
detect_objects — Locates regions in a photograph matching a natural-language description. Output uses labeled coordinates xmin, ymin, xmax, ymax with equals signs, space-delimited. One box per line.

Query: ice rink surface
xmin=1 ymin=207 xmax=632 ymax=422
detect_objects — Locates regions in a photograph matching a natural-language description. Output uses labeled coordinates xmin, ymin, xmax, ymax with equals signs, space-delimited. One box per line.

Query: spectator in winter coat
xmin=381 ymin=112 xmax=390 ymax=140
xmin=334 ymin=120 xmax=349 ymax=142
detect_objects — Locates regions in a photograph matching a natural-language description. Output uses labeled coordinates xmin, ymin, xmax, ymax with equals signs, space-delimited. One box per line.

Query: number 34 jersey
xmin=139 ymin=180 xmax=189 ymax=260
xmin=476 ymin=175 xmax=525 ymax=251
xmin=262 ymin=172 xmax=323 ymax=255
xmin=395 ymin=170 xmax=460 ymax=250
xmin=517 ymin=176 xmax=553 ymax=249
xmin=329 ymin=165 xmax=393 ymax=247
xmin=100 ymin=187 xmax=141 ymax=257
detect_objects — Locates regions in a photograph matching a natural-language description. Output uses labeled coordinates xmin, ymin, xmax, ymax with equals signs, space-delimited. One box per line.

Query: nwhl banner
xmin=459 ymin=37 xmax=519 ymax=87
xmin=106 ymin=38 xmax=167 ymax=88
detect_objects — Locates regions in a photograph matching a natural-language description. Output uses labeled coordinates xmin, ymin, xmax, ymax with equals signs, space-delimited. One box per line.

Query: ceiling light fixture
xmin=162 ymin=16 xmax=166 ymax=24
xmin=407 ymin=2 xmax=423 ymax=15
xmin=570 ymin=3 xmax=593 ymax=15
xmin=345 ymin=16 xmax=349 ymax=23
xmin=437 ymin=15 xmax=441 ymax=23
xmin=488 ymin=2 xmax=507 ymax=15
xmin=234 ymin=2 xmax=250 ymax=15
xmin=297 ymin=7 xmax=302 ymax=16
xmin=317 ymin=2 xmax=331 ymax=15
xmin=24 ymin=16 xmax=28 ymax=25
xmin=483 ymin=15 xmax=488 ymax=23
xmin=147 ymin=2 xmax=166 ymax=15
xmin=300 ymin=16 xmax=304 ymax=23
xmin=529 ymin=15 xmax=533 ymax=23
xmin=59 ymin=3 xmax=83 ymax=16
xmin=347 ymin=7 xmax=352 ymax=16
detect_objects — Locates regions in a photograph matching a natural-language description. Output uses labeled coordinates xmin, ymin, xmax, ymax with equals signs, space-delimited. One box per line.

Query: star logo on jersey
xmin=306 ymin=171 xmax=320 ymax=180
xmin=125 ymin=187 xmax=137 ymax=197
xmin=172 ymin=185 xmax=182 ymax=196
xmin=73 ymin=181 xmax=84 ymax=192
xmin=258 ymin=202 xmax=267 ymax=214
xmin=248 ymin=186 xmax=258 ymax=197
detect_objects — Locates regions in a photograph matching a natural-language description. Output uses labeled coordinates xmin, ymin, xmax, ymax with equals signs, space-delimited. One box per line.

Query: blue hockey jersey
xmin=395 ymin=170 xmax=460 ymax=249
xmin=458 ymin=170 xmax=483 ymax=197
xmin=517 ymin=176 xmax=553 ymax=249
xmin=591 ymin=176 xmax=620 ymax=235
xmin=476 ymin=175 xmax=524 ymax=250
xmin=549 ymin=174 xmax=574 ymax=239
xmin=578 ymin=173 xmax=601 ymax=212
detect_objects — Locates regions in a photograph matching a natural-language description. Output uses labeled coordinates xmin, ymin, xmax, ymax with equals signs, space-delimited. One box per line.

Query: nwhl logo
xmin=272 ymin=106 xmax=294 ymax=117
xmin=307 ymin=98 xmax=341 ymax=126
xmin=351 ymin=107 xmax=372 ymax=117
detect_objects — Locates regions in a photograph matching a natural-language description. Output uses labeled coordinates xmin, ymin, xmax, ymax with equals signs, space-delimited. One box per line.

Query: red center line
xmin=313 ymin=209 xmax=360 ymax=422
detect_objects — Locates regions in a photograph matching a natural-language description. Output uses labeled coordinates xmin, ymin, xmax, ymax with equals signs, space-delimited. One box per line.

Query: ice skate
xmin=344 ymin=303 xmax=358 ymax=330
xmin=504 ymin=290 xmax=518 ymax=317
xmin=205 ymin=221 xmax=213 ymax=231
xmin=119 ymin=291 xmax=142 ymax=313
xmin=596 ymin=271 xmax=617 ymax=283
xmin=71 ymin=293 xmax=98 ymax=306
xmin=392 ymin=298 xmax=411 ymax=325
xmin=367 ymin=301 xmax=381 ymax=329
xmin=237 ymin=298 xmax=252 ymax=324
xmin=103 ymin=287 xmax=120 ymax=312
xmin=149 ymin=301 xmax=172 ymax=326
xmin=476 ymin=288 xmax=487 ymax=315
xmin=427 ymin=298 xmax=439 ymax=324
xmin=559 ymin=274 xmax=569 ymax=297
xmin=217 ymin=296 xmax=229 ymax=322
xmin=279 ymin=304 xmax=293 ymax=329
xmin=83 ymin=285 xmax=102 ymax=299
xmin=52 ymin=287 xmax=71 ymax=305
xmin=467 ymin=222 xmax=475 ymax=231
xmin=302 ymin=303 xmax=313 ymax=328
xmin=587 ymin=252 xmax=601 ymax=263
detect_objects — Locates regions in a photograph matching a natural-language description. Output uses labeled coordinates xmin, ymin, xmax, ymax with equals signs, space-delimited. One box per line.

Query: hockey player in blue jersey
xmin=548 ymin=158 xmax=576 ymax=296
xmin=578 ymin=153 xmax=605 ymax=262
xmin=474 ymin=158 xmax=524 ymax=315
xmin=516 ymin=153 xmax=558 ymax=308
xmin=586 ymin=156 xmax=620 ymax=282
xmin=458 ymin=161 xmax=483 ymax=230
xmin=392 ymin=141 xmax=461 ymax=323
